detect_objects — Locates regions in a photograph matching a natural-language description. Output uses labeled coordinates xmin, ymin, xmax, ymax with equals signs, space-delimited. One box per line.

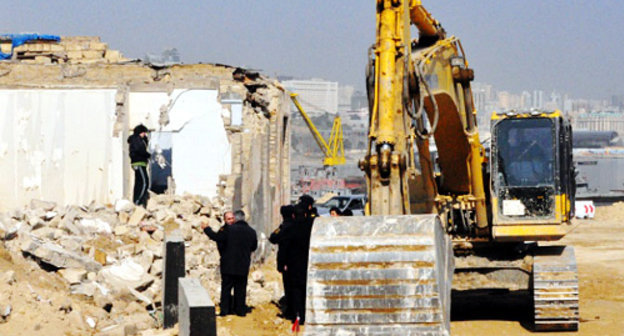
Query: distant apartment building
xmin=283 ymin=78 xmax=338 ymax=115
xmin=338 ymin=85 xmax=355 ymax=112
xmin=573 ymin=112 xmax=624 ymax=134
xmin=532 ymin=90 xmax=544 ymax=109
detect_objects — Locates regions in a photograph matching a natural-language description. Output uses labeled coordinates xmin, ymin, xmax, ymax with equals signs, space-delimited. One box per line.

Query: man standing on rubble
xmin=202 ymin=210 xmax=257 ymax=316
xmin=127 ymin=124 xmax=151 ymax=207
xmin=203 ymin=211 xmax=236 ymax=312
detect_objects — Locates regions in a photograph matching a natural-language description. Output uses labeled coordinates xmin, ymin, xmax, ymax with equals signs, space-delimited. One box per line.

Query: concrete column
xmin=163 ymin=230 xmax=185 ymax=328
xmin=178 ymin=278 xmax=216 ymax=336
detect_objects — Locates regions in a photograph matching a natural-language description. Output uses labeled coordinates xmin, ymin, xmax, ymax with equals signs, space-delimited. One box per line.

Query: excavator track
xmin=532 ymin=245 xmax=579 ymax=331
xmin=304 ymin=214 xmax=453 ymax=336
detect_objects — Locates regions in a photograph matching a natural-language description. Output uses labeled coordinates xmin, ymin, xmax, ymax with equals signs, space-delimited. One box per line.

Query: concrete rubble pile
xmin=0 ymin=195 xmax=280 ymax=335
xmin=0 ymin=36 xmax=127 ymax=64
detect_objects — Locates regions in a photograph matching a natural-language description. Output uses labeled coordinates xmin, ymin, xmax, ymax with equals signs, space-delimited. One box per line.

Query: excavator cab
xmin=490 ymin=111 xmax=575 ymax=241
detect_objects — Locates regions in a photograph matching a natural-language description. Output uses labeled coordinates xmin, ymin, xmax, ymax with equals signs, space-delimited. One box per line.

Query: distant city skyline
xmin=3 ymin=1 xmax=623 ymax=99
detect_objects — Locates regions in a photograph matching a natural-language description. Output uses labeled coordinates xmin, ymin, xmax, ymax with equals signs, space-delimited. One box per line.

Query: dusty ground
xmin=452 ymin=202 xmax=624 ymax=336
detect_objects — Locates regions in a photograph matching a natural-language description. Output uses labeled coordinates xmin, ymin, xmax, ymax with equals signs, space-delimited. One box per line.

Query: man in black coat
xmin=268 ymin=205 xmax=296 ymax=319
xmin=127 ymin=124 xmax=151 ymax=207
xmin=203 ymin=210 xmax=257 ymax=316
xmin=286 ymin=203 xmax=315 ymax=325
xmin=203 ymin=211 xmax=236 ymax=312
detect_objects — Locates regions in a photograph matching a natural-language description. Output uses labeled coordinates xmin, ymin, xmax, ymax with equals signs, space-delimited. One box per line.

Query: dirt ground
xmin=451 ymin=203 xmax=624 ymax=336
xmin=228 ymin=202 xmax=624 ymax=336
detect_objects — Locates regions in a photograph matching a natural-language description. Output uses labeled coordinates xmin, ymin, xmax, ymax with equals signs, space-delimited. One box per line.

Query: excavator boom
xmin=305 ymin=1 xmax=455 ymax=334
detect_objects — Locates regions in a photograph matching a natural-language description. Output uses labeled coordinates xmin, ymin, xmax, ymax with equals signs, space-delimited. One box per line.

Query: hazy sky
xmin=3 ymin=1 xmax=623 ymax=99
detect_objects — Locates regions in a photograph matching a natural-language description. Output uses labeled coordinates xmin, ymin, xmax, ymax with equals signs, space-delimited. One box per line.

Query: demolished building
xmin=0 ymin=36 xmax=291 ymax=237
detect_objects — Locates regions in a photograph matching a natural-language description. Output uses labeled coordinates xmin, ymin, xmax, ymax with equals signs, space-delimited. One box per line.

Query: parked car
xmin=316 ymin=194 xmax=367 ymax=216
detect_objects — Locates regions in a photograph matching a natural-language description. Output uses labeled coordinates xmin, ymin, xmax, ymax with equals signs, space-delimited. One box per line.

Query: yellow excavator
xmin=305 ymin=1 xmax=578 ymax=335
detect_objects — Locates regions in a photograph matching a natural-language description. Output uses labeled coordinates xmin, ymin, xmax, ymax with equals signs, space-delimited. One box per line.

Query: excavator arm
xmin=304 ymin=1 xmax=460 ymax=335
xmin=304 ymin=1 xmax=578 ymax=333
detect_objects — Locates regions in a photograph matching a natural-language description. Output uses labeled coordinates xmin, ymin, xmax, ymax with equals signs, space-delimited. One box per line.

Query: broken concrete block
xmin=114 ymin=225 xmax=131 ymax=236
xmin=71 ymin=281 xmax=97 ymax=297
xmin=30 ymin=199 xmax=57 ymax=211
xmin=115 ymin=199 xmax=135 ymax=213
xmin=31 ymin=227 xmax=56 ymax=240
xmin=104 ymin=49 xmax=121 ymax=62
xmin=99 ymin=259 xmax=154 ymax=292
xmin=21 ymin=236 xmax=102 ymax=272
xmin=149 ymin=259 xmax=163 ymax=276
xmin=59 ymin=268 xmax=87 ymax=284
xmin=154 ymin=209 xmax=176 ymax=223
xmin=94 ymin=248 xmax=108 ymax=265
xmin=85 ymin=315 xmax=97 ymax=328
xmin=135 ymin=250 xmax=154 ymax=272
xmin=79 ymin=218 xmax=112 ymax=234
xmin=178 ymin=278 xmax=216 ymax=336
xmin=45 ymin=211 xmax=58 ymax=220
xmin=118 ymin=212 xmax=130 ymax=224
xmin=128 ymin=207 xmax=147 ymax=226
xmin=1 ymin=304 xmax=11 ymax=323
xmin=151 ymin=230 xmax=164 ymax=242
xmin=59 ymin=217 xmax=83 ymax=235
xmin=48 ymin=215 xmax=62 ymax=228
xmin=0 ymin=218 xmax=19 ymax=240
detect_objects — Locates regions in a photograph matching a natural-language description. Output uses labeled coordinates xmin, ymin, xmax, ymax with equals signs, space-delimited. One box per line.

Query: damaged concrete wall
xmin=0 ymin=37 xmax=291 ymax=239
xmin=0 ymin=89 xmax=122 ymax=209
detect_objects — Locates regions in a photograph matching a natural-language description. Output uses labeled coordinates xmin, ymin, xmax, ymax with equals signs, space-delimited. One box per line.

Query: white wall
xmin=129 ymin=89 xmax=231 ymax=197
xmin=0 ymin=89 xmax=120 ymax=210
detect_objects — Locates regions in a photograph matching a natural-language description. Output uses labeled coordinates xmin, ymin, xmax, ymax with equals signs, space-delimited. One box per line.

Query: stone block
xmin=66 ymin=50 xmax=83 ymax=59
xmin=162 ymin=231 xmax=185 ymax=328
xmin=21 ymin=236 xmax=102 ymax=272
xmin=115 ymin=199 xmax=135 ymax=213
xmin=128 ymin=207 xmax=147 ymax=226
xmin=114 ymin=225 xmax=131 ymax=236
xmin=99 ymin=259 xmax=154 ymax=292
xmin=178 ymin=278 xmax=216 ymax=336
xmin=90 ymin=42 xmax=108 ymax=50
xmin=34 ymin=56 xmax=52 ymax=64
xmin=105 ymin=50 xmax=121 ymax=62
xmin=58 ymin=268 xmax=87 ymax=284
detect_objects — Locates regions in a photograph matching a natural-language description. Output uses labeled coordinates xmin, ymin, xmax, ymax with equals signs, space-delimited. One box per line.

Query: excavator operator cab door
xmin=490 ymin=112 xmax=574 ymax=240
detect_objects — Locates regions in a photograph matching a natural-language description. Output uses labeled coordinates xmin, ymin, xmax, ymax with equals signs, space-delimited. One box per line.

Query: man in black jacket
xmin=268 ymin=205 xmax=296 ymax=319
xmin=127 ymin=124 xmax=151 ymax=207
xmin=203 ymin=210 xmax=258 ymax=316
xmin=285 ymin=203 xmax=315 ymax=325
xmin=206 ymin=211 xmax=236 ymax=312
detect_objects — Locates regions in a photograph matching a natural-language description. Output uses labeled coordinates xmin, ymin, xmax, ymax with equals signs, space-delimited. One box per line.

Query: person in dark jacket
xmin=287 ymin=203 xmax=315 ymax=325
xmin=203 ymin=211 xmax=236 ymax=312
xmin=127 ymin=124 xmax=151 ymax=207
xmin=203 ymin=210 xmax=258 ymax=316
xmin=268 ymin=205 xmax=296 ymax=319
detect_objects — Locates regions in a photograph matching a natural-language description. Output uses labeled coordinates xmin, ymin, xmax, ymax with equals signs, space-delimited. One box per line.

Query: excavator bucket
xmin=304 ymin=214 xmax=453 ymax=336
